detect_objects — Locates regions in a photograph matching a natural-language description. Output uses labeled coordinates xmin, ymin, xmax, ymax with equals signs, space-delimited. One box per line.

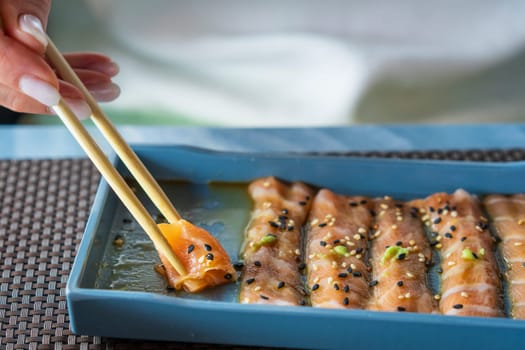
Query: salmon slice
xmin=484 ymin=194 xmax=525 ymax=319
xmin=239 ymin=177 xmax=315 ymax=305
xmin=156 ymin=220 xmax=237 ymax=292
xmin=368 ymin=197 xmax=435 ymax=313
xmin=411 ymin=189 xmax=503 ymax=317
xmin=306 ymin=189 xmax=373 ymax=308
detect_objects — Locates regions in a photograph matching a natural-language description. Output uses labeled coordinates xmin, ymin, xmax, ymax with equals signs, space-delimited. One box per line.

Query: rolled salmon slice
xmin=156 ymin=220 xmax=237 ymax=292
xmin=368 ymin=197 xmax=436 ymax=313
xmin=411 ymin=189 xmax=503 ymax=317
xmin=484 ymin=194 xmax=525 ymax=319
xmin=239 ymin=177 xmax=315 ymax=305
xmin=306 ymin=189 xmax=373 ymax=309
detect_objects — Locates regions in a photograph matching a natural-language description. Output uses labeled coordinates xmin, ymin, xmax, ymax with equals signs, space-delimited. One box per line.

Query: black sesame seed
xmin=311 ymin=283 xmax=320 ymax=291
xmin=299 ymin=201 xmax=307 ymax=206
xmin=224 ymin=273 xmax=233 ymax=280
xmin=360 ymin=199 xmax=368 ymax=205
xmin=397 ymin=280 xmax=404 ymax=287
xmin=461 ymin=237 xmax=467 ymax=242
xmin=397 ymin=306 xmax=406 ymax=312
xmin=369 ymin=280 xmax=379 ymax=287
xmin=234 ymin=262 xmax=244 ymax=270
xmin=300 ymin=300 xmax=306 ymax=306
xmin=278 ymin=215 xmax=288 ymax=221
xmin=122 ymin=218 xmax=132 ymax=224
xmin=522 ymin=262 xmax=525 ymax=268
xmin=282 ymin=208 xmax=289 ymax=214
xmin=246 ymin=278 xmax=255 ymax=284
xmin=277 ymin=281 xmax=285 ymax=289
xmin=346 ymin=267 xmax=353 ymax=274
xmin=318 ymin=223 xmax=327 ymax=228
xmin=397 ymin=253 xmax=407 ymax=260
xmin=260 ymin=295 xmax=269 ymax=300
xmin=206 ymin=253 xmax=214 ymax=261
xmin=343 ymin=297 xmax=349 ymax=305
xmin=429 ymin=206 xmax=435 ymax=212
xmin=269 ymin=221 xmax=279 ymax=228
xmin=395 ymin=203 xmax=403 ymax=208
xmin=437 ymin=208 xmax=443 ymax=215
xmin=370 ymin=209 xmax=377 ymax=217
xmin=288 ymin=226 xmax=294 ymax=231
xmin=187 ymin=244 xmax=195 ymax=254
xmin=334 ymin=283 xmax=340 ymax=290
xmin=453 ymin=304 xmax=463 ymax=309
xmin=306 ymin=196 xmax=311 ymax=200
xmin=338 ymin=272 xmax=348 ymax=278
xmin=352 ymin=271 xmax=362 ymax=277
xmin=204 ymin=243 xmax=212 ymax=251
xmin=444 ymin=233 xmax=453 ymax=239
xmin=298 ymin=262 xmax=306 ymax=270
xmin=430 ymin=241 xmax=439 ymax=247
xmin=433 ymin=217 xmax=442 ymax=224
xmin=396 ymin=241 xmax=403 ymax=246
xmin=431 ymin=231 xmax=439 ymax=237
xmin=254 ymin=261 xmax=262 ymax=267
xmin=437 ymin=267 xmax=443 ymax=273
xmin=343 ymin=285 xmax=350 ymax=293
xmin=349 ymin=202 xmax=358 ymax=207
xmin=356 ymin=247 xmax=363 ymax=254
xmin=450 ymin=225 xmax=457 ymax=231
xmin=333 ymin=239 xmax=340 ymax=244
xmin=472 ymin=252 xmax=479 ymax=259
xmin=320 ymin=240 xmax=327 ymax=247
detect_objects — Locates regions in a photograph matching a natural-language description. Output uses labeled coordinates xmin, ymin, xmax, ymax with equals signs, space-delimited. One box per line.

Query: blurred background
xmin=8 ymin=0 xmax=525 ymax=126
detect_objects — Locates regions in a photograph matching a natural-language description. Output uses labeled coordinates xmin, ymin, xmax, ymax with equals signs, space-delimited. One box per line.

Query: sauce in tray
xmin=94 ymin=181 xmax=250 ymax=301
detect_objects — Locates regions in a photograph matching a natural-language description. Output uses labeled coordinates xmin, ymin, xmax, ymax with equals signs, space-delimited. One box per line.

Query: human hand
xmin=0 ymin=0 xmax=120 ymax=119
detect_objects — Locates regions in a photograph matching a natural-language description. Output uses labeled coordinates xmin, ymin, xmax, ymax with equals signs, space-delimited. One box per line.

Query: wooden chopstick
xmin=44 ymin=39 xmax=187 ymax=276
xmin=45 ymin=37 xmax=182 ymax=224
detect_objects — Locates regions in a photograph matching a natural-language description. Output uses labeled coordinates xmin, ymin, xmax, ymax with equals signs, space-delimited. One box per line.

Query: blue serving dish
xmin=67 ymin=145 xmax=525 ymax=350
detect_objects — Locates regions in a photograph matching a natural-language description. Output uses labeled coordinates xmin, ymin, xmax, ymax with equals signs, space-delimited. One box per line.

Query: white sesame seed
xmin=515 ymin=242 xmax=523 ymax=246
xmin=358 ymin=227 xmax=367 ymax=234
xmin=198 ymin=256 xmax=205 ymax=264
xmin=311 ymin=218 xmax=319 ymax=226
xmin=406 ymin=272 xmax=414 ymax=278
xmin=254 ymin=286 xmax=261 ymax=292
xmin=461 ymin=292 xmax=469 ymax=298
xmin=263 ymin=201 xmax=272 ymax=209
xmin=391 ymin=224 xmax=398 ymax=230
xmin=356 ymin=254 xmax=362 ymax=259
xmin=409 ymin=240 xmax=416 ymax=246
xmin=404 ymin=292 xmax=411 ymax=299
xmin=350 ymin=263 xmax=357 ymax=270
xmin=380 ymin=204 xmax=389 ymax=210
xmin=434 ymin=294 xmax=441 ymax=300
xmin=263 ymin=181 xmax=270 ymax=187
xmin=448 ymin=261 xmax=456 ymax=266
xmin=353 ymin=234 xmax=361 ymax=240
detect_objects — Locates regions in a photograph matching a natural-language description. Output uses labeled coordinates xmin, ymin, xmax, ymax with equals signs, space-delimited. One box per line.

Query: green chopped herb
xmin=332 ymin=245 xmax=350 ymax=257
xmin=461 ymin=248 xmax=478 ymax=261
xmin=381 ymin=246 xmax=409 ymax=264
xmin=259 ymin=234 xmax=277 ymax=245
xmin=478 ymin=248 xmax=485 ymax=256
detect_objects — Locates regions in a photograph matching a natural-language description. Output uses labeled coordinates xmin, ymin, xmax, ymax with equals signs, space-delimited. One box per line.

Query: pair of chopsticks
xmin=44 ymin=36 xmax=187 ymax=276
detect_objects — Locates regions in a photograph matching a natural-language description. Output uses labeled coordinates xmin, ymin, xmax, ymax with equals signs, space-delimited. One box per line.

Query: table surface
xmin=1 ymin=124 xmax=525 ymax=349
xmin=2 ymin=124 xmax=525 ymax=159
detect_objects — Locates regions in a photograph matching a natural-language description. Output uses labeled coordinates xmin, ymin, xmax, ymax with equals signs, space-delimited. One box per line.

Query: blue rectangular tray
xmin=67 ymin=145 xmax=525 ymax=350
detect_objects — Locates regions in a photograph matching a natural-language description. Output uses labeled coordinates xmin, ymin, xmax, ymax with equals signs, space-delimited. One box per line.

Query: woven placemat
xmin=1 ymin=150 xmax=525 ymax=349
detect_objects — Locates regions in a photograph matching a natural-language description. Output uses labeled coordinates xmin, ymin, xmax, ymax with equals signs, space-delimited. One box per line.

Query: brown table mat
xmin=1 ymin=150 xmax=525 ymax=349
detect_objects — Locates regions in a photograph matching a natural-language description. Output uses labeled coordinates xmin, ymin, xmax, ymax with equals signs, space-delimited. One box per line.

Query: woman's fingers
xmin=63 ymin=52 xmax=120 ymax=77
xmin=0 ymin=0 xmax=52 ymax=53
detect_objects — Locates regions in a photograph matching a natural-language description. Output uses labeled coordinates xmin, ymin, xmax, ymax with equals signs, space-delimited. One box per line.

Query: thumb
xmin=0 ymin=0 xmax=52 ymax=53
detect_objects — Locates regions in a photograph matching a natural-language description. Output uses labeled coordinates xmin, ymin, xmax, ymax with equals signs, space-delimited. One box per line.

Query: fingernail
xmin=89 ymin=82 xmax=121 ymax=102
xmin=19 ymin=14 xmax=48 ymax=47
xmin=64 ymin=99 xmax=92 ymax=120
xmin=89 ymin=61 xmax=120 ymax=77
xmin=19 ymin=75 xmax=60 ymax=106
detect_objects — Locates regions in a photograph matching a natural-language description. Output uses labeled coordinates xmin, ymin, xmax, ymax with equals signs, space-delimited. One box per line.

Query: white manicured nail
xmin=65 ymin=99 xmax=92 ymax=120
xmin=19 ymin=76 xmax=60 ymax=106
xmin=19 ymin=14 xmax=48 ymax=47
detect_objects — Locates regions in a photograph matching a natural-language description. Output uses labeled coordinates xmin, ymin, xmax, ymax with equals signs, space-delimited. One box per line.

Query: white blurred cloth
xmin=50 ymin=0 xmax=525 ymax=125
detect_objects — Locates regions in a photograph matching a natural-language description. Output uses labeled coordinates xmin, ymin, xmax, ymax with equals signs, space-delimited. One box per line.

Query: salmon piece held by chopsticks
xmin=239 ymin=177 xmax=315 ymax=305
xmin=156 ymin=220 xmax=237 ymax=293
xmin=368 ymin=197 xmax=436 ymax=313
xmin=412 ymin=189 xmax=503 ymax=317
xmin=484 ymin=194 xmax=525 ymax=319
xmin=306 ymin=189 xmax=373 ymax=309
